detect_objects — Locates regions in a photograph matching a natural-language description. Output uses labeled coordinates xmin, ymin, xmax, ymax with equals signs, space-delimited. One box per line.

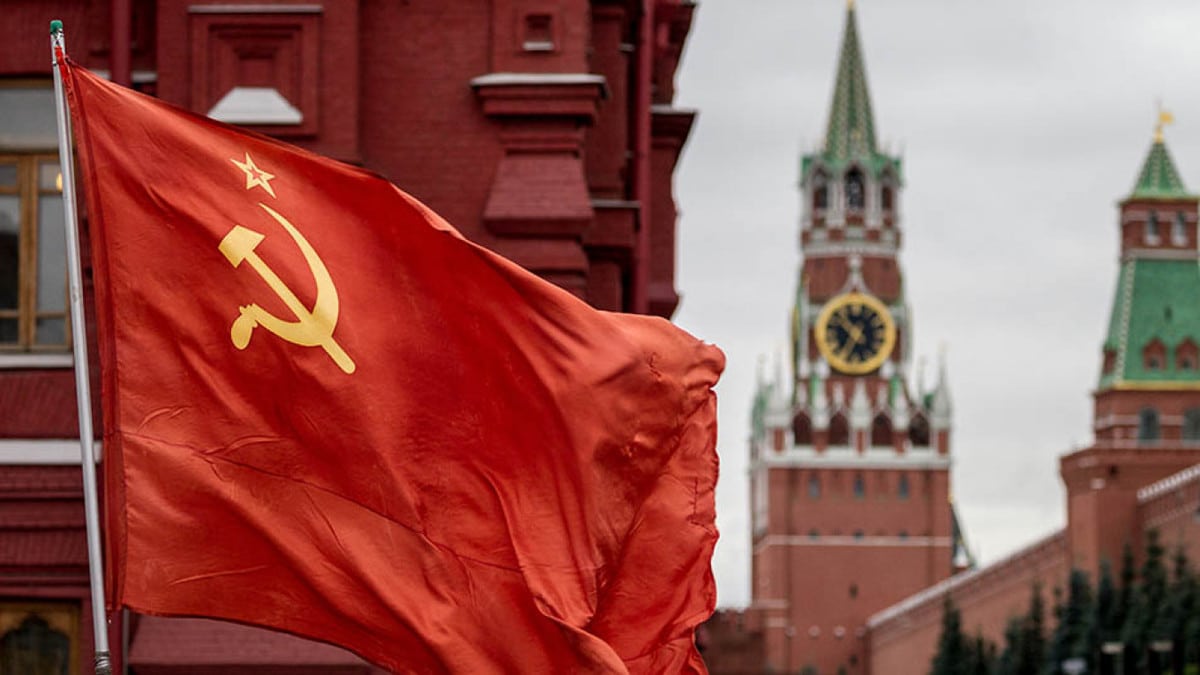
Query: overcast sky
xmin=670 ymin=0 xmax=1200 ymax=608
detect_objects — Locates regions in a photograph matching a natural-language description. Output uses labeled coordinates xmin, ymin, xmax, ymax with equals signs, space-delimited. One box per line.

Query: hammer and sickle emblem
xmin=218 ymin=203 xmax=356 ymax=374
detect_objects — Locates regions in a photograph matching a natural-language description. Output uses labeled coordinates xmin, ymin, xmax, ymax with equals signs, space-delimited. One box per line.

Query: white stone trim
xmin=1121 ymin=248 xmax=1200 ymax=261
xmin=208 ymin=87 xmax=303 ymax=125
xmin=470 ymin=73 xmax=607 ymax=87
xmin=801 ymin=241 xmax=900 ymax=257
xmin=0 ymin=439 xmax=102 ymax=465
xmin=650 ymin=104 xmax=697 ymax=116
xmin=0 ymin=353 xmax=73 ymax=369
xmin=754 ymin=534 xmax=951 ymax=555
xmin=1137 ymin=463 xmax=1200 ymax=503
xmin=761 ymin=446 xmax=950 ymax=470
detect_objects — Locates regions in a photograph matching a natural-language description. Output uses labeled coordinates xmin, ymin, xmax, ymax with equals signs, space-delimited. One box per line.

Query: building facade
xmin=865 ymin=123 xmax=1200 ymax=675
xmin=736 ymin=5 xmax=965 ymax=674
xmin=0 ymin=1 xmax=696 ymax=672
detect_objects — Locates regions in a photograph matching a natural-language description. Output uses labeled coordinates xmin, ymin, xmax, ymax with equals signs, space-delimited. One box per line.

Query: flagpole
xmin=50 ymin=20 xmax=113 ymax=675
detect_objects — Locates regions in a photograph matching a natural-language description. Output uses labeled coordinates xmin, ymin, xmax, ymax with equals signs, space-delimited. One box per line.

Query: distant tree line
xmin=930 ymin=530 xmax=1200 ymax=675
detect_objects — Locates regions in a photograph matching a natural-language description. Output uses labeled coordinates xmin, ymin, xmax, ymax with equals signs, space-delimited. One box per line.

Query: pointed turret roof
xmin=824 ymin=3 xmax=877 ymax=164
xmin=1130 ymin=139 xmax=1189 ymax=200
xmin=802 ymin=2 xmax=900 ymax=182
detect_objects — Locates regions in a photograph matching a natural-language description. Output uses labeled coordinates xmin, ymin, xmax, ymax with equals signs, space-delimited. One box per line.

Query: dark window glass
xmin=814 ymin=183 xmax=828 ymax=210
xmin=808 ymin=475 xmax=821 ymax=499
xmin=0 ymin=614 xmax=71 ymax=675
xmin=898 ymin=474 xmax=910 ymax=500
xmin=853 ymin=474 xmax=865 ymax=499
xmin=1147 ymin=211 xmax=1160 ymax=241
xmin=846 ymin=169 xmax=865 ymax=210
xmin=1138 ymin=408 xmax=1160 ymax=442
xmin=1184 ymin=409 xmax=1200 ymax=441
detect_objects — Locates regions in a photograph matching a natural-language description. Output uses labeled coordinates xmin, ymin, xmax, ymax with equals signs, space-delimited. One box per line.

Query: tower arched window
xmin=828 ymin=412 xmax=850 ymax=446
xmin=813 ymin=180 xmax=828 ymax=212
xmin=1138 ymin=407 xmax=1160 ymax=443
xmin=871 ymin=413 xmax=892 ymax=446
xmin=793 ymin=411 xmax=812 ymax=446
xmin=1184 ymin=408 xmax=1200 ymax=442
xmin=881 ymin=184 xmax=894 ymax=212
xmin=1143 ymin=338 xmax=1166 ymax=371
xmin=845 ymin=168 xmax=865 ymax=211
xmin=1146 ymin=211 xmax=1160 ymax=244
xmin=909 ymin=413 xmax=930 ymax=447
xmin=1173 ymin=212 xmax=1188 ymax=246
xmin=1177 ymin=338 xmax=1198 ymax=370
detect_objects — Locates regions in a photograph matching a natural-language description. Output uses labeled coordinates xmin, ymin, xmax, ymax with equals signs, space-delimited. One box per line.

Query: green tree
xmin=997 ymin=583 xmax=1048 ymax=675
xmin=967 ymin=632 xmax=997 ymax=675
xmin=1163 ymin=546 xmax=1197 ymax=673
xmin=1123 ymin=529 xmax=1168 ymax=674
xmin=998 ymin=616 xmax=1024 ymax=675
xmin=931 ymin=595 xmax=971 ymax=675
xmin=1045 ymin=570 xmax=1096 ymax=674
xmin=1019 ymin=582 xmax=1047 ymax=675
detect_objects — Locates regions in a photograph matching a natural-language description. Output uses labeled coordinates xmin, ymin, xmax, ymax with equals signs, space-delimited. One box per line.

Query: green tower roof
xmin=802 ymin=3 xmax=901 ymax=182
xmin=1100 ymin=259 xmax=1200 ymax=390
xmin=1130 ymin=138 xmax=1190 ymax=200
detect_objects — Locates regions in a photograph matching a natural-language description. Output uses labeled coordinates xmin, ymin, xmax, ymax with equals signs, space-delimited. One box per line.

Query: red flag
xmin=62 ymin=60 xmax=723 ymax=673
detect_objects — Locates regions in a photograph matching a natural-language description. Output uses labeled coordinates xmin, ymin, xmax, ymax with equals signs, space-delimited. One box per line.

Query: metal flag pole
xmin=50 ymin=19 xmax=113 ymax=675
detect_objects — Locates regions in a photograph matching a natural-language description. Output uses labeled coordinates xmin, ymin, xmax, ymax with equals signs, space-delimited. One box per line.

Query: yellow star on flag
xmin=230 ymin=152 xmax=277 ymax=198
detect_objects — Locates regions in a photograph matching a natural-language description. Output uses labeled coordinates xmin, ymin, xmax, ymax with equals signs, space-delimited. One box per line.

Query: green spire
xmin=1130 ymin=139 xmax=1189 ymax=200
xmin=1129 ymin=111 xmax=1189 ymax=199
xmin=802 ymin=2 xmax=900 ymax=183
xmin=824 ymin=3 xmax=877 ymax=164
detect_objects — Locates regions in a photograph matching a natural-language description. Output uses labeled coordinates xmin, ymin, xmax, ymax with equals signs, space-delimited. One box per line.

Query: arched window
xmin=871 ymin=413 xmax=892 ymax=446
xmin=1102 ymin=348 xmax=1117 ymax=375
xmin=1173 ymin=212 xmax=1188 ymax=246
xmin=881 ymin=185 xmax=894 ymax=211
xmin=813 ymin=182 xmax=828 ymax=211
xmin=0 ymin=614 xmax=71 ymax=675
xmin=808 ymin=474 xmax=821 ymax=499
xmin=845 ymin=168 xmax=865 ymax=211
xmin=1143 ymin=338 xmax=1166 ymax=371
xmin=898 ymin=473 xmax=910 ymax=500
xmin=793 ymin=411 xmax=812 ymax=446
xmin=909 ymin=414 xmax=930 ymax=447
xmin=1138 ymin=407 xmax=1160 ymax=443
xmin=1146 ymin=211 xmax=1160 ymax=243
xmin=828 ymin=412 xmax=850 ymax=446
xmin=853 ymin=473 xmax=865 ymax=499
xmin=1184 ymin=408 xmax=1200 ymax=442
xmin=1177 ymin=338 xmax=1198 ymax=371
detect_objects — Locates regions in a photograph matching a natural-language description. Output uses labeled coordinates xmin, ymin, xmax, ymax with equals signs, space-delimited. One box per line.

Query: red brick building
xmin=706 ymin=5 xmax=968 ymax=674
xmin=865 ymin=125 xmax=1200 ymax=674
xmin=0 ymin=1 xmax=696 ymax=671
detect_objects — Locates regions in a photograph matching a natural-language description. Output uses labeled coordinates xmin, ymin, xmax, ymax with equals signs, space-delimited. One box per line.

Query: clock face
xmin=814 ymin=293 xmax=897 ymax=375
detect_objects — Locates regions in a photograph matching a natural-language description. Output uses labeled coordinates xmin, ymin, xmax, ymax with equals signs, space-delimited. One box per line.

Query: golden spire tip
xmin=1155 ymin=101 xmax=1174 ymax=143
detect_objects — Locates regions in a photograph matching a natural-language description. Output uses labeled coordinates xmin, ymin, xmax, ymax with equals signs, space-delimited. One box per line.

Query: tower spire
xmin=1131 ymin=109 xmax=1188 ymax=200
xmin=824 ymin=0 xmax=877 ymax=165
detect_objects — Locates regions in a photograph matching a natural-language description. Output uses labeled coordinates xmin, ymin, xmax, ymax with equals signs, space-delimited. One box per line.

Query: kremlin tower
xmin=748 ymin=3 xmax=966 ymax=673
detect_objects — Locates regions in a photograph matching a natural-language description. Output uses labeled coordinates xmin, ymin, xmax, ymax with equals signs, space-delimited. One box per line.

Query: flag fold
xmin=62 ymin=59 xmax=723 ymax=674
